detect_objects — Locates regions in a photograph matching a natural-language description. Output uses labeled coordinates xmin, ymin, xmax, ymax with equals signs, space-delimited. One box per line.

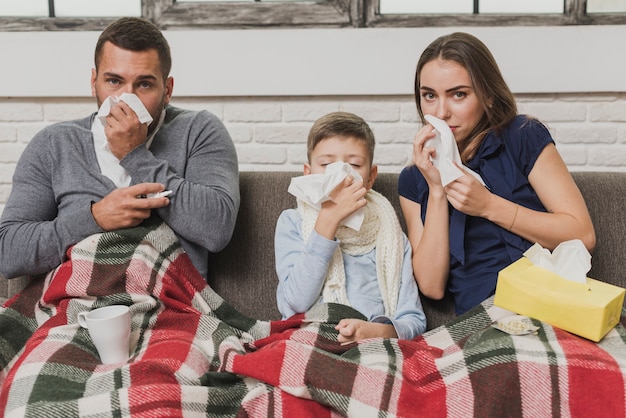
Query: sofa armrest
xmin=0 ymin=275 xmax=30 ymax=305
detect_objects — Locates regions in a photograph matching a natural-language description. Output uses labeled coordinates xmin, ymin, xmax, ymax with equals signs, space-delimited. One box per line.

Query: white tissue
xmin=97 ymin=93 xmax=153 ymax=126
xmin=523 ymin=239 xmax=591 ymax=284
xmin=288 ymin=161 xmax=365 ymax=231
xmin=424 ymin=115 xmax=485 ymax=187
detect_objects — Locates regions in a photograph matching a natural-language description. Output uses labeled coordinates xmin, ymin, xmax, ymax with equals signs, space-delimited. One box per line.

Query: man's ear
xmin=90 ymin=68 xmax=97 ymax=98
xmin=366 ymin=165 xmax=378 ymax=190
xmin=164 ymin=76 xmax=174 ymax=105
xmin=303 ymin=163 xmax=312 ymax=176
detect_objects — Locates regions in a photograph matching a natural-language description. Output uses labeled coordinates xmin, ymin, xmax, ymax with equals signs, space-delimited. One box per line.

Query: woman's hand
xmin=444 ymin=164 xmax=494 ymax=217
xmin=412 ymin=124 xmax=444 ymax=190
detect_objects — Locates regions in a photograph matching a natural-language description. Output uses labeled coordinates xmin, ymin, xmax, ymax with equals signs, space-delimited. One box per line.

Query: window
xmin=370 ymin=0 xmax=626 ymax=26
xmin=1 ymin=0 xmax=626 ymax=30
xmin=379 ymin=0 xmax=563 ymax=15
xmin=0 ymin=0 xmax=141 ymax=17
xmin=587 ymin=0 xmax=626 ymax=12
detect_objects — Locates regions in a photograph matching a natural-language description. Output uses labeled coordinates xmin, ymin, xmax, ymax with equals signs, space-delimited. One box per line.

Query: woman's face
xmin=418 ymin=58 xmax=485 ymax=143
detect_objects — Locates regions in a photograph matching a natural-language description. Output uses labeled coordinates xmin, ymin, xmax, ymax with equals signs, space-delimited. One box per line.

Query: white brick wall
xmin=0 ymin=93 xmax=624 ymax=212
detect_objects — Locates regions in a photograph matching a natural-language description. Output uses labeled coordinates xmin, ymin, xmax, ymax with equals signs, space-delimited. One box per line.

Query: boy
xmin=274 ymin=112 xmax=427 ymax=343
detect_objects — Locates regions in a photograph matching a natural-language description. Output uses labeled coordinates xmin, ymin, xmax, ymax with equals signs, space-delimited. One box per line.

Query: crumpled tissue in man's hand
xmin=97 ymin=93 xmax=153 ymax=126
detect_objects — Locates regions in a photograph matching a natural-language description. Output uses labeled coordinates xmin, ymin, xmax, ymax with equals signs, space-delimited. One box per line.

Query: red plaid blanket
xmin=1 ymin=217 xmax=625 ymax=417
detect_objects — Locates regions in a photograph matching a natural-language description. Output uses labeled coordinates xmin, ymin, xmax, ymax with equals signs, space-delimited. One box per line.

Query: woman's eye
xmin=454 ymin=91 xmax=467 ymax=99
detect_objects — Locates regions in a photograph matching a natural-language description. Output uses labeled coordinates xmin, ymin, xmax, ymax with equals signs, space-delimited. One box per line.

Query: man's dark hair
xmin=94 ymin=17 xmax=172 ymax=80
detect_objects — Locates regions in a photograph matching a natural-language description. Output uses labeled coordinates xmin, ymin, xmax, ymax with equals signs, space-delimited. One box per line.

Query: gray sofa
xmin=1 ymin=171 xmax=625 ymax=331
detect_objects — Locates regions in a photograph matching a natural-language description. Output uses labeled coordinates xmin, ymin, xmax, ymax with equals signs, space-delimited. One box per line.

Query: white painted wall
xmin=2 ymin=25 xmax=625 ymax=97
xmin=0 ymin=25 xmax=625 ymax=215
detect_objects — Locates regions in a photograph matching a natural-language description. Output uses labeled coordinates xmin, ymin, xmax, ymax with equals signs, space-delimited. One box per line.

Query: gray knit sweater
xmin=0 ymin=105 xmax=240 ymax=279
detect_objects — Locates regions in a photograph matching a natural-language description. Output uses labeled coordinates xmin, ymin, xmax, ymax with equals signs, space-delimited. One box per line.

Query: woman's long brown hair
xmin=414 ymin=32 xmax=517 ymax=163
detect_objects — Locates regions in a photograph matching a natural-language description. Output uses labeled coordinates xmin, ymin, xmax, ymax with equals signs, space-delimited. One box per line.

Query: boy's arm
xmin=275 ymin=210 xmax=339 ymax=318
xmin=371 ymin=235 xmax=428 ymax=340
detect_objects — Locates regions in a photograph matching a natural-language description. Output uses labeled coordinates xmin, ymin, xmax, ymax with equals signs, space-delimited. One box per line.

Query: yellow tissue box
xmin=494 ymin=257 xmax=625 ymax=342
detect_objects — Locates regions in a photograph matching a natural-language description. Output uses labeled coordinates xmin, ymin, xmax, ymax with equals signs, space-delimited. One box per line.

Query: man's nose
xmin=120 ymin=84 xmax=136 ymax=95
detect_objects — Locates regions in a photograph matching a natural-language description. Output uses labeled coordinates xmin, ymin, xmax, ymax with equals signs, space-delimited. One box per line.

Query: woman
xmin=398 ymin=32 xmax=595 ymax=315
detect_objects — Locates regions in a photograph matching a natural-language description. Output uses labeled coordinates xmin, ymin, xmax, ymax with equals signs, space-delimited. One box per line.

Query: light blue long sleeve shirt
xmin=274 ymin=209 xmax=427 ymax=340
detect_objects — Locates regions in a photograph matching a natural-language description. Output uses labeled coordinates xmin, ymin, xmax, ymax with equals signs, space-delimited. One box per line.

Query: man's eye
xmin=106 ymin=79 xmax=120 ymax=85
xmin=139 ymin=82 xmax=152 ymax=89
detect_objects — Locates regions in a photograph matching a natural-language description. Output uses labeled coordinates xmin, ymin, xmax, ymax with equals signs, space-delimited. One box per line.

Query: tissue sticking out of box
xmin=523 ymin=239 xmax=591 ymax=284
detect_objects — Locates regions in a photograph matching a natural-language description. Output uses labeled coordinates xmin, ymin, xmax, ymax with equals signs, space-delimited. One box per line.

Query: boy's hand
xmin=314 ymin=175 xmax=367 ymax=240
xmin=335 ymin=318 xmax=398 ymax=345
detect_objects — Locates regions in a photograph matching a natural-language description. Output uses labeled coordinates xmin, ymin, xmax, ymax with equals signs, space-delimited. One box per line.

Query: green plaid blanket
xmin=1 ymin=217 xmax=625 ymax=417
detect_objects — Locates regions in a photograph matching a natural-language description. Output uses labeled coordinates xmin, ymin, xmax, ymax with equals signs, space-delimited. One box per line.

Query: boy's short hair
xmin=307 ymin=112 xmax=375 ymax=165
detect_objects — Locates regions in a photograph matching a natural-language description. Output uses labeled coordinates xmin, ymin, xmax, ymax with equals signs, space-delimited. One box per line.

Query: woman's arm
xmin=447 ymin=144 xmax=595 ymax=252
xmin=400 ymin=193 xmax=450 ymax=300
xmin=500 ymin=145 xmax=594 ymax=250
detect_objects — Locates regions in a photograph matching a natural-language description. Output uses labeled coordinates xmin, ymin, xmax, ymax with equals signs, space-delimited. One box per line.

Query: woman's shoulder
xmin=505 ymin=115 xmax=551 ymax=137
xmin=500 ymin=115 xmax=555 ymax=176
xmin=502 ymin=115 xmax=554 ymax=148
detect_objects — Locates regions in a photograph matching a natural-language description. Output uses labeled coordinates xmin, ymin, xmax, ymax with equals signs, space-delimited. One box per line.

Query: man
xmin=0 ymin=17 xmax=240 ymax=279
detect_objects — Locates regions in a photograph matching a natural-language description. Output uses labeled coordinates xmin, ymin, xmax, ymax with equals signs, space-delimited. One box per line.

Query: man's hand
xmin=103 ymin=100 xmax=149 ymax=160
xmin=335 ymin=318 xmax=398 ymax=345
xmin=91 ymin=183 xmax=170 ymax=231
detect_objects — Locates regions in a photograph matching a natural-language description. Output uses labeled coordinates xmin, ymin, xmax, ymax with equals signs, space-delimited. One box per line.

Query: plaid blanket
xmin=1 ymin=217 xmax=625 ymax=417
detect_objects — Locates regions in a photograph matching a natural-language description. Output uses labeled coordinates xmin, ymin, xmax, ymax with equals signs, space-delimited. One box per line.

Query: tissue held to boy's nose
xmin=287 ymin=161 xmax=365 ymax=231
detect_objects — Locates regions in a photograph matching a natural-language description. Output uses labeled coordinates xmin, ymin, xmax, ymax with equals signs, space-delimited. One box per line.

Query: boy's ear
xmin=366 ymin=165 xmax=378 ymax=190
xmin=303 ymin=163 xmax=312 ymax=175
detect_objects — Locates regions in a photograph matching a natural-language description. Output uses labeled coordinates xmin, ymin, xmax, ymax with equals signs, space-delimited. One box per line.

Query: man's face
xmin=91 ymin=41 xmax=173 ymax=133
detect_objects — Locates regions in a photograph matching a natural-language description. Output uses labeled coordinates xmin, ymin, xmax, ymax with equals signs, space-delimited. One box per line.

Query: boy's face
xmin=304 ymin=135 xmax=378 ymax=190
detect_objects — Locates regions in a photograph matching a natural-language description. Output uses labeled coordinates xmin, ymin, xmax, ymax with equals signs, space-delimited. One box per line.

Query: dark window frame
xmin=1 ymin=0 xmax=625 ymax=31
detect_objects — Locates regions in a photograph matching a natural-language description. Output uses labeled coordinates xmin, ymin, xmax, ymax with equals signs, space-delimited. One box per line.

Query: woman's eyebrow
xmin=419 ymin=85 xmax=472 ymax=93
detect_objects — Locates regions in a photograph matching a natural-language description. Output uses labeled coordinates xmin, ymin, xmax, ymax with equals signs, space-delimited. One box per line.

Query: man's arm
xmin=121 ymin=109 xmax=240 ymax=253
xmin=0 ymin=129 xmax=103 ymax=279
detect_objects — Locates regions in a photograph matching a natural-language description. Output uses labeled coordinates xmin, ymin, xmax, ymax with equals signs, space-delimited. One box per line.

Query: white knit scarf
xmin=297 ymin=189 xmax=404 ymax=317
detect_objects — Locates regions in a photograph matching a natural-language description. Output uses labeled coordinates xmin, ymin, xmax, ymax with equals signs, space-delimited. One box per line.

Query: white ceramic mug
xmin=77 ymin=305 xmax=131 ymax=365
